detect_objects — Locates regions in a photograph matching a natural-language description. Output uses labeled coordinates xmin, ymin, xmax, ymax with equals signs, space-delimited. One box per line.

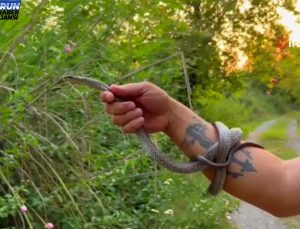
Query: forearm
xmin=165 ymin=99 xmax=299 ymax=217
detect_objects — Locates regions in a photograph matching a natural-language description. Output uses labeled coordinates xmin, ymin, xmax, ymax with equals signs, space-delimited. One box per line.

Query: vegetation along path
xmin=230 ymin=118 xmax=300 ymax=229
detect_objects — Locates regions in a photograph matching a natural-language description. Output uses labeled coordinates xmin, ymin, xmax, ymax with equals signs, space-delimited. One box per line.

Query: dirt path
xmin=287 ymin=120 xmax=300 ymax=155
xmin=247 ymin=119 xmax=279 ymax=142
xmin=230 ymin=118 xmax=287 ymax=229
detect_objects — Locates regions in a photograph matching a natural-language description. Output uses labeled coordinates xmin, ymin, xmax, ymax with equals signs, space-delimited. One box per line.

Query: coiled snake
xmin=64 ymin=76 xmax=263 ymax=195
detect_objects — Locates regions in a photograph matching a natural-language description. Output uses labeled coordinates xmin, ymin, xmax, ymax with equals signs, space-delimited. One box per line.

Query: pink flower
xmin=44 ymin=223 xmax=54 ymax=229
xmin=64 ymin=44 xmax=72 ymax=53
xmin=20 ymin=205 xmax=28 ymax=214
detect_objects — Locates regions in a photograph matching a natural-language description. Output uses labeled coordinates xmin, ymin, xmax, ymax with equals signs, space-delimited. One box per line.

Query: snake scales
xmin=64 ymin=75 xmax=263 ymax=195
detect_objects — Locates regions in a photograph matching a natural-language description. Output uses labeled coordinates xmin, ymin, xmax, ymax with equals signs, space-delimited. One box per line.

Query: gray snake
xmin=64 ymin=75 xmax=263 ymax=195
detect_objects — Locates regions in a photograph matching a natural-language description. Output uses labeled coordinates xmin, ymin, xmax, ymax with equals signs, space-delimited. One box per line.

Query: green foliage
xmin=260 ymin=118 xmax=289 ymax=141
xmin=194 ymin=88 xmax=252 ymax=127
xmin=282 ymin=215 xmax=300 ymax=229
xmin=0 ymin=194 xmax=19 ymax=219
xmin=261 ymin=118 xmax=289 ymax=141
xmin=277 ymin=49 xmax=300 ymax=105
xmin=193 ymin=86 xmax=282 ymax=137
xmin=152 ymin=173 xmax=238 ymax=229
xmin=261 ymin=140 xmax=297 ymax=160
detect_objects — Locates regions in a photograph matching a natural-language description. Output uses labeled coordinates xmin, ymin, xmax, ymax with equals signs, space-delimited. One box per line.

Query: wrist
xmin=164 ymin=98 xmax=184 ymax=136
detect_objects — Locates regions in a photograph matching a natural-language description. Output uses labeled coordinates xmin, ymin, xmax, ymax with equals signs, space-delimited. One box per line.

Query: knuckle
xmin=120 ymin=102 xmax=133 ymax=113
xmin=120 ymin=103 xmax=127 ymax=112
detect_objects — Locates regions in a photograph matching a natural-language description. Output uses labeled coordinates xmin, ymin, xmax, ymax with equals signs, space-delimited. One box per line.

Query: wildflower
xmin=226 ymin=215 xmax=232 ymax=220
xmin=64 ymin=44 xmax=72 ymax=53
xmin=164 ymin=209 xmax=174 ymax=215
xmin=20 ymin=205 xmax=28 ymax=214
xmin=163 ymin=178 xmax=173 ymax=185
xmin=44 ymin=223 xmax=54 ymax=229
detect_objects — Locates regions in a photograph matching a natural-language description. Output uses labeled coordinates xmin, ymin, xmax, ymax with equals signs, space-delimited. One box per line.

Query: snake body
xmin=64 ymin=75 xmax=263 ymax=195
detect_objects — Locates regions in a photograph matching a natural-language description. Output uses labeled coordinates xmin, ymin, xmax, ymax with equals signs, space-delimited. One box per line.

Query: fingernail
xmin=128 ymin=102 xmax=135 ymax=109
xmin=138 ymin=117 xmax=144 ymax=123
xmin=136 ymin=108 xmax=143 ymax=115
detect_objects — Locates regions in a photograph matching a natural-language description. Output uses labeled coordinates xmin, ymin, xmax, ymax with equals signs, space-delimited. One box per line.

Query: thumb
xmin=110 ymin=82 xmax=149 ymax=97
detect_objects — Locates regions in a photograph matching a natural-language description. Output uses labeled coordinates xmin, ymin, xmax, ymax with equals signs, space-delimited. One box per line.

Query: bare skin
xmin=100 ymin=82 xmax=300 ymax=217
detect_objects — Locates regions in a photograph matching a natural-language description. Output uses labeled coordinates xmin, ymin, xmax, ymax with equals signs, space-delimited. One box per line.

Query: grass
xmin=260 ymin=117 xmax=289 ymax=141
xmin=259 ymin=140 xmax=297 ymax=160
xmin=157 ymin=172 xmax=239 ymax=229
xmin=259 ymin=117 xmax=298 ymax=160
xmin=283 ymin=216 xmax=300 ymax=229
xmin=241 ymin=114 xmax=278 ymax=139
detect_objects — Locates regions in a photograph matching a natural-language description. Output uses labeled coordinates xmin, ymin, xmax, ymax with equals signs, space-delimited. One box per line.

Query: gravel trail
xmin=287 ymin=120 xmax=300 ymax=155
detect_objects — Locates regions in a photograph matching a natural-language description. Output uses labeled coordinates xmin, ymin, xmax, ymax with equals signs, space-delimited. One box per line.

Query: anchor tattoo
xmin=227 ymin=150 xmax=257 ymax=179
xmin=182 ymin=123 xmax=214 ymax=149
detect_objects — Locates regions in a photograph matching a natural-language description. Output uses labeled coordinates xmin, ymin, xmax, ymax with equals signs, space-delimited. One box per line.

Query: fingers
xmin=111 ymin=108 xmax=144 ymax=133
xmin=110 ymin=82 xmax=151 ymax=97
xmin=106 ymin=101 xmax=136 ymax=115
xmin=122 ymin=117 xmax=144 ymax=133
xmin=112 ymin=108 xmax=143 ymax=126
xmin=100 ymin=91 xmax=136 ymax=115
xmin=100 ymin=91 xmax=114 ymax=103
xmin=100 ymin=82 xmax=151 ymax=102
xmin=99 ymin=83 xmax=149 ymax=133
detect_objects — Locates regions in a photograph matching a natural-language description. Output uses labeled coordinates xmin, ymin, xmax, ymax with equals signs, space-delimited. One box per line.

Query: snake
xmin=64 ymin=75 xmax=264 ymax=195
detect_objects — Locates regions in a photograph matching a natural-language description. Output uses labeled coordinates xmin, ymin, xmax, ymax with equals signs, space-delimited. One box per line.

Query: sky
xmin=277 ymin=1 xmax=300 ymax=44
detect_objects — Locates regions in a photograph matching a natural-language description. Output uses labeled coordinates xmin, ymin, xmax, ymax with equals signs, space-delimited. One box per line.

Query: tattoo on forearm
xmin=182 ymin=122 xmax=214 ymax=149
xmin=227 ymin=149 xmax=257 ymax=179
xmin=182 ymin=122 xmax=257 ymax=179
xmin=241 ymin=149 xmax=253 ymax=160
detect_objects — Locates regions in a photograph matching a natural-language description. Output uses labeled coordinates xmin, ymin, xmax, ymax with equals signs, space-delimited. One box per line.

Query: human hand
xmin=100 ymin=82 xmax=174 ymax=134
